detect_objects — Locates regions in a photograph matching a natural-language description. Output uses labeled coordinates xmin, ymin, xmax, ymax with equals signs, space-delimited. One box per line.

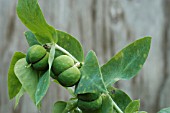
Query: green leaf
xmin=98 ymin=94 xmax=114 ymax=113
xmin=52 ymin=101 xmax=67 ymax=113
xmin=158 ymin=107 xmax=170 ymax=113
xmin=134 ymin=111 xmax=147 ymax=113
xmin=108 ymin=87 xmax=132 ymax=111
xmin=14 ymin=58 xmax=38 ymax=104
xmin=72 ymin=109 xmax=82 ymax=113
xmin=113 ymin=109 xmax=118 ymax=113
xmin=75 ymin=51 xmax=107 ymax=94
xmin=8 ymin=52 xmax=26 ymax=99
xmin=53 ymin=99 xmax=77 ymax=113
xmin=48 ymin=44 xmax=55 ymax=74
xmin=125 ymin=100 xmax=140 ymax=113
xmin=101 ymin=37 xmax=151 ymax=86
xmin=17 ymin=0 xmax=57 ymax=44
xmin=35 ymin=70 xmax=50 ymax=105
xmin=24 ymin=31 xmax=40 ymax=46
xmin=15 ymin=87 xmax=25 ymax=108
xmin=63 ymin=99 xmax=78 ymax=113
xmin=38 ymin=45 xmax=55 ymax=105
xmin=56 ymin=30 xmax=84 ymax=62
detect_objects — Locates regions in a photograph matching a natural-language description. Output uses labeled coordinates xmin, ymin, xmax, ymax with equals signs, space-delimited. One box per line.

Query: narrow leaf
xmin=24 ymin=31 xmax=40 ymax=46
xmin=75 ymin=50 xmax=107 ymax=94
xmin=98 ymin=94 xmax=114 ymax=113
xmin=101 ymin=37 xmax=151 ymax=86
xmin=8 ymin=52 xmax=25 ymax=99
xmin=35 ymin=70 xmax=50 ymax=105
xmin=63 ymin=99 xmax=78 ymax=113
xmin=108 ymin=87 xmax=132 ymax=111
xmin=56 ymin=30 xmax=84 ymax=62
xmin=17 ymin=0 xmax=57 ymax=44
xmin=52 ymin=101 xmax=67 ymax=113
xmin=14 ymin=58 xmax=38 ymax=104
xmin=158 ymin=107 xmax=170 ymax=113
xmin=15 ymin=87 xmax=25 ymax=108
xmin=125 ymin=100 xmax=140 ymax=113
xmin=48 ymin=44 xmax=55 ymax=74
xmin=135 ymin=111 xmax=147 ymax=113
xmin=72 ymin=109 xmax=82 ymax=113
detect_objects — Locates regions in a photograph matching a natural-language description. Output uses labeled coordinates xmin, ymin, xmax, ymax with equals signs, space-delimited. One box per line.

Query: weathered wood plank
xmin=118 ymin=1 xmax=165 ymax=112
xmin=0 ymin=0 xmax=170 ymax=113
xmin=159 ymin=0 xmax=170 ymax=110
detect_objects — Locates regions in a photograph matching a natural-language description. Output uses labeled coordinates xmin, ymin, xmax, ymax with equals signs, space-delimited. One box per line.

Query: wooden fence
xmin=0 ymin=0 xmax=170 ymax=113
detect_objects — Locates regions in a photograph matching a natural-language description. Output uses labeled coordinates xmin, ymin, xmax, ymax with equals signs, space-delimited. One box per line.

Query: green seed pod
xmin=26 ymin=45 xmax=49 ymax=71
xmin=52 ymin=55 xmax=74 ymax=75
xmin=78 ymin=96 xmax=102 ymax=111
xmin=26 ymin=45 xmax=46 ymax=64
xmin=77 ymin=93 xmax=100 ymax=102
xmin=57 ymin=66 xmax=81 ymax=87
xmin=32 ymin=52 xmax=49 ymax=71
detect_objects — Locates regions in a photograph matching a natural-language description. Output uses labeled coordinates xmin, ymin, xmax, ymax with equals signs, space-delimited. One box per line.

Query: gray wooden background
xmin=0 ymin=0 xmax=170 ymax=113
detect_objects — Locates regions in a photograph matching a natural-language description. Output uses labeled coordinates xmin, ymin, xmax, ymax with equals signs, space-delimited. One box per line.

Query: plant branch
xmin=111 ymin=98 xmax=123 ymax=113
xmin=74 ymin=62 xmax=81 ymax=68
xmin=55 ymin=44 xmax=80 ymax=63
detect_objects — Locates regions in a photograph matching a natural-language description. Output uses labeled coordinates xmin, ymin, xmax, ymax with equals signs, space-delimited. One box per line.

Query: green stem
xmin=25 ymin=64 xmax=31 ymax=68
xmin=55 ymin=44 xmax=80 ymax=63
xmin=74 ymin=62 xmax=81 ymax=68
xmin=112 ymin=99 xmax=123 ymax=113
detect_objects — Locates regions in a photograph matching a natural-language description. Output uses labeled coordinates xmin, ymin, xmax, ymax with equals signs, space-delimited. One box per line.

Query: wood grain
xmin=0 ymin=0 xmax=169 ymax=113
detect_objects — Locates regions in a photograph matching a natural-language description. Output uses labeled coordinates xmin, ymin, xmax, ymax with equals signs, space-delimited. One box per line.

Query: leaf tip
xmin=35 ymin=99 xmax=40 ymax=106
xmin=143 ymin=36 xmax=152 ymax=42
xmin=88 ymin=50 xmax=95 ymax=55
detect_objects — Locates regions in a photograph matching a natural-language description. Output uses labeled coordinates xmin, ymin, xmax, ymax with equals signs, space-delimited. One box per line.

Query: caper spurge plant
xmin=7 ymin=0 xmax=170 ymax=113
